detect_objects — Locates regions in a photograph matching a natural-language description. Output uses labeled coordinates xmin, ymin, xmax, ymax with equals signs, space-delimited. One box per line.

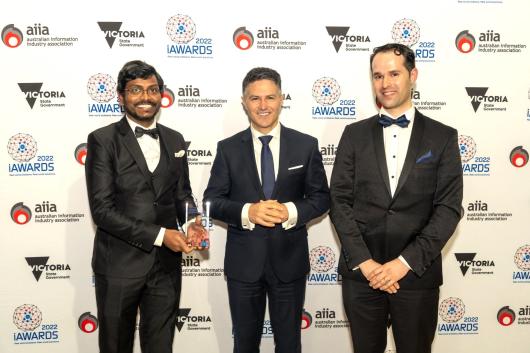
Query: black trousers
xmin=227 ymin=259 xmax=306 ymax=353
xmin=342 ymin=278 xmax=439 ymax=353
xmin=95 ymin=259 xmax=181 ymax=353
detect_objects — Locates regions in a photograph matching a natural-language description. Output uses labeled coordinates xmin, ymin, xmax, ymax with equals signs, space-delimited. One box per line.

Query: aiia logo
xmin=18 ymin=83 xmax=66 ymax=109
xmin=97 ymin=21 xmax=145 ymax=48
xmin=509 ymin=146 xmax=528 ymax=168
xmin=301 ymin=309 xmax=312 ymax=329
xmin=465 ymin=87 xmax=508 ymax=113
xmin=391 ymin=18 xmax=420 ymax=47
xmin=181 ymin=255 xmax=200 ymax=267
xmin=11 ymin=202 xmax=32 ymax=224
xmin=233 ymin=27 xmax=254 ymax=50
xmin=2 ymin=24 xmax=23 ymax=48
xmin=497 ymin=306 xmax=516 ymax=326
xmin=25 ymin=256 xmax=71 ymax=281
xmin=325 ymin=26 xmax=370 ymax=53
xmin=161 ymin=87 xmax=175 ymax=108
xmin=74 ymin=143 xmax=87 ymax=165
xmin=78 ymin=312 xmax=98 ymax=333
xmin=455 ymin=30 xmax=476 ymax=53
xmin=320 ymin=143 xmax=338 ymax=166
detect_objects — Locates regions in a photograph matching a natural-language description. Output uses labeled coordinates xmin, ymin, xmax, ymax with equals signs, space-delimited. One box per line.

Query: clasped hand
xmin=359 ymin=258 xmax=409 ymax=294
xmin=249 ymin=200 xmax=289 ymax=227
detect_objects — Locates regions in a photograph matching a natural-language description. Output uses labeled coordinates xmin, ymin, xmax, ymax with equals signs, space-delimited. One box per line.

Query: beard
xmin=123 ymin=99 xmax=161 ymax=124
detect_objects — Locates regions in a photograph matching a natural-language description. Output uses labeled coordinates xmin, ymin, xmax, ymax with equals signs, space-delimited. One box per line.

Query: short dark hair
xmin=370 ymin=43 xmax=416 ymax=72
xmin=242 ymin=67 xmax=281 ymax=93
xmin=117 ymin=60 xmax=164 ymax=93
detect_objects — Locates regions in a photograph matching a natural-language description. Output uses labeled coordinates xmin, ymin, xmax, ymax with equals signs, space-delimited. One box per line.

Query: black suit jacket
xmin=204 ymin=125 xmax=330 ymax=283
xmin=85 ymin=117 xmax=195 ymax=278
xmin=330 ymin=110 xmax=463 ymax=289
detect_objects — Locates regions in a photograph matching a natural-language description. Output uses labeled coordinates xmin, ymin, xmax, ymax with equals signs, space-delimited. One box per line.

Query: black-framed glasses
xmin=124 ymin=86 xmax=162 ymax=96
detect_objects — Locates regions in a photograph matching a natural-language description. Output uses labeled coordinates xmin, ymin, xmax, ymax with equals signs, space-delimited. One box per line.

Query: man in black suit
xmin=85 ymin=60 xmax=206 ymax=353
xmin=204 ymin=67 xmax=330 ymax=353
xmin=330 ymin=43 xmax=463 ymax=353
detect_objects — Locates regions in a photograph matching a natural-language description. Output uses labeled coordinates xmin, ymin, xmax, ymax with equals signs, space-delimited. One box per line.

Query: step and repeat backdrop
xmin=1 ymin=1 xmax=529 ymax=352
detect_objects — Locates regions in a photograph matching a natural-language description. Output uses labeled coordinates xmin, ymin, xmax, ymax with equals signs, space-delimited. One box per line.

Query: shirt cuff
xmin=282 ymin=202 xmax=297 ymax=230
xmin=241 ymin=203 xmax=255 ymax=230
xmin=398 ymin=255 xmax=412 ymax=271
xmin=154 ymin=227 xmax=165 ymax=247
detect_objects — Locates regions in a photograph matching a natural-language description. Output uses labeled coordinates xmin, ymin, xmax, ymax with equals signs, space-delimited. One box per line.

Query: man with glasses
xmin=85 ymin=60 xmax=206 ymax=353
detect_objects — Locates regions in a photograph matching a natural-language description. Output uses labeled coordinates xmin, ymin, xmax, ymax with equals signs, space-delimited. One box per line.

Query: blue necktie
xmin=378 ymin=114 xmax=410 ymax=128
xmin=259 ymin=135 xmax=274 ymax=199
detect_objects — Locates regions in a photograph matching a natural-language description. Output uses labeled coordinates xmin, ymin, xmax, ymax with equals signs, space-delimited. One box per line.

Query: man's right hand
xmin=248 ymin=200 xmax=284 ymax=227
xmin=359 ymin=259 xmax=400 ymax=294
xmin=163 ymin=229 xmax=193 ymax=254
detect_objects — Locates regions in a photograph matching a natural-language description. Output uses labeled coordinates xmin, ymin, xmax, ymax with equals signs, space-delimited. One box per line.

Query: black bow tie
xmin=134 ymin=126 xmax=159 ymax=139
xmin=378 ymin=115 xmax=410 ymax=128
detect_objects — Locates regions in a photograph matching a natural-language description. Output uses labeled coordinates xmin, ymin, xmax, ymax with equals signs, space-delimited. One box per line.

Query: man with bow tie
xmin=85 ymin=60 xmax=206 ymax=353
xmin=330 ymin=44 xmax=463 ymax=353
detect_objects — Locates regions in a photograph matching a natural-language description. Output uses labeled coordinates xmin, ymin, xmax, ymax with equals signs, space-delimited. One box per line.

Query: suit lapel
xmin=372 ymin=118 xmax=392 ymax=197
xmin=117 ymin=117 xmax=154 ymax=191
xmin=272 ymin=125 xmax=289 ymax=199
xmin=241 ymin=128 xmax=265 ymax=199
xmin=393 ymin=110 xmax=425 ymax=199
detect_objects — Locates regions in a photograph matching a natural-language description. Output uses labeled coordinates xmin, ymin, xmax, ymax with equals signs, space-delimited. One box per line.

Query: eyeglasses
xmin=124 ymin=86 xmax=162 ymax=96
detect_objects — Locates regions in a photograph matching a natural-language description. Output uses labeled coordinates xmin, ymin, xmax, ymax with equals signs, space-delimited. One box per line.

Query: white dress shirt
xmin=241 ymin=123 xmax=298 ymax=230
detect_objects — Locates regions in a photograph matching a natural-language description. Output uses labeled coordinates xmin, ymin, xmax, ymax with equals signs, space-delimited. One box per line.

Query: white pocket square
xmin=174 ymin=150 xmax=185 ymax=158
xmin=288 ymin=164 xmax=303 ymax=170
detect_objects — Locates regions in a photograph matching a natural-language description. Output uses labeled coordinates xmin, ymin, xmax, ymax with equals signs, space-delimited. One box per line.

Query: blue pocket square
xmin=416 ymin=150 xmax=433 ymax=164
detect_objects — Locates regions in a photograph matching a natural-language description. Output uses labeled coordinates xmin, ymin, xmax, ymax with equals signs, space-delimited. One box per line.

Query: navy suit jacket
xmin=204 ymin=125 xmax=330 ymax=283
xmin=85 ymin=117 xmax=196 ymax=278
xmin=330 ymin=110 xmax=463 ymax=289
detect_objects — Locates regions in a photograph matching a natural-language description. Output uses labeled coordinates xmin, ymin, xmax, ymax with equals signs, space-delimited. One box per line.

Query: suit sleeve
xmin=400 ymin=129 xmax=463 ymax=276
xmin=329 ymin=125 xmax=373 ymax=269
xmin=85 ymin=131 xmax=159 ymax=250
xmin=203 ymin=142 xmax=246 ymax=228
xmin=292 ymin=138 xmax=330 ymax=226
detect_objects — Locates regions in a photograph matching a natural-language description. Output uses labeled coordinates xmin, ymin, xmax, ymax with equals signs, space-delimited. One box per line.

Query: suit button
xmin=153 ymin=202 xmax=158 ymax=206
xmin=388 ymin=209 xmax=395 ymax=215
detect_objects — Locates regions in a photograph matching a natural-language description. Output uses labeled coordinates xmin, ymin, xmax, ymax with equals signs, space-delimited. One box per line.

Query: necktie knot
xmin=135 ymin=126 xmax=159 ymax=139
xmin=378 ymin=115 xmax=410 ymax=128
xmin=259 ymin=135 xmax=273 ymax=145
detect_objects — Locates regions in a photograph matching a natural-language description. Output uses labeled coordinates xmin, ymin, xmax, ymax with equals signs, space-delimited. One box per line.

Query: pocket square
xmin=416 ymin=150 xmax=433 ymax=164
xmin=288 ymin=164 xmax=304 ymax=170
xmin=174 ymin=150 xmax=185 ymax=158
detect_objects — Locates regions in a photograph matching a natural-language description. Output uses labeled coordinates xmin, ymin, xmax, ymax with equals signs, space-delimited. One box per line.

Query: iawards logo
xmin=18 ymin=82 xmax=66 ymax=109
xmin=232 ymin=25 xmax=306 ymax=51
xmin=307 ymin=246 xmax=341 ymax=285
xmin=86 ymin=73 xmax=124 ymax=117
xmin=454 ymin=253 xmax=495 ymax=276
xmin=78 ymin=312 xmax=98 ymax=333
xmin=465 ymin=87 xmax=508 ymax=113
xmin=175 ymin=308 xmax=212 ymax=332
xmin=311 ymin=77 xmax=356 ymax=119
xmin=2 ymin=22 xmax=77 ymax=48
xmin=391 ymin=18 xmax=436 ymax=63
xmin=459 ymin=135 xmax=490 ymax=176
xmin=97 ymin=21 xmax=145 ymax=48
xmin=2 ymin=24 xmax=23 ymax=47
xmin=7 ymin=133 xmax=55 ymax=176
xmin=325 ymin=26 xmax=370 ymax=53
xmin=513 ymin=245 xmax=530 ymax=283
xmin=25 ymin=256 xmax=71 ymax=281
xmin=509 ymin=146 xmax=528 ymax=168
xmin=12 ymin=304 xmax=60 ymax=344
xmin=172 ymin=84 xmax=227 ymax=109
xmin=437 ymin=297 xmax=479 ymax=335
xmin=455 ymin=29 xmax=526 ymax=54
xmin=166 ymin=14 xmax=213 ymax=59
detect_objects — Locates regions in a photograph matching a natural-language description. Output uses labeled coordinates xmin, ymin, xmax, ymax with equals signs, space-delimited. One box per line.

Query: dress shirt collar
xmin=125 ymin=115 xmax=157 ymax=134
xmin=250 ymin=122 xmax=281 ymax=142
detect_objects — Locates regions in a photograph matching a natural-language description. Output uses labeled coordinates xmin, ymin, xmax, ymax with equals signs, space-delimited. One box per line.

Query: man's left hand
xmin=187 ymin=216 xmax=208 ymax=250
xmin=368 ymin=258 xmax=409 ymax=293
